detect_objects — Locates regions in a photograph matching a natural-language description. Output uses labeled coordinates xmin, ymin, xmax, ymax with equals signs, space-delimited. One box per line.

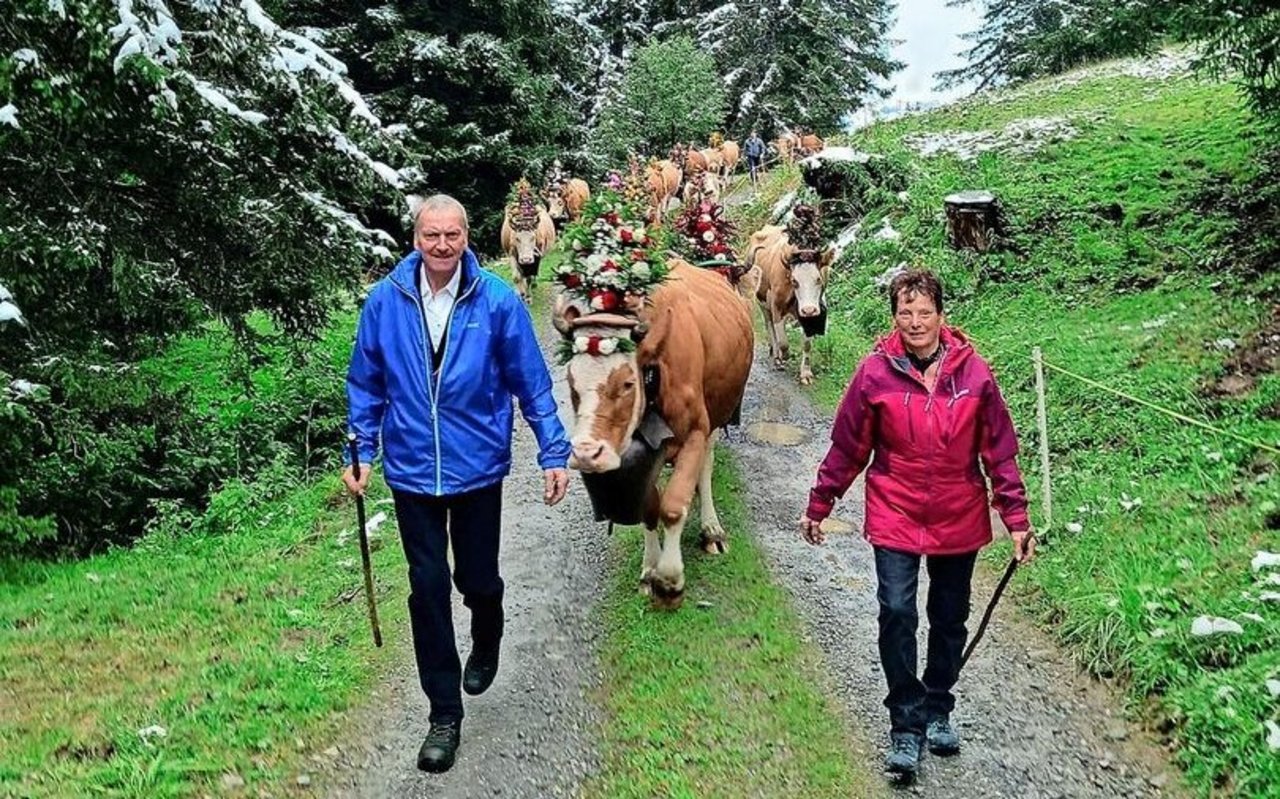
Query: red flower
xmin=604 ymin=212 xmax=620 ymax=226
xmin=595 ymin=290 xmax=619 ymax=310
xmin=561 ymin=273 xmax=582 ymax=289
xmin=619 ymin=228 xmax=633 ymax=243
xmin=601 ymin=259 xmax=619 ymax=272
xmin=631 ymin=249 xmax=647 ymax=261
xmin=585 ymin=336 xmax=602 ymax=356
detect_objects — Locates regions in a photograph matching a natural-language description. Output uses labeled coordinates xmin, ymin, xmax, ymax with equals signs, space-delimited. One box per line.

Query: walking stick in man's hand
xmin=960 ymin=532 xmax=1035 ymax=670
xmin=347 ymin=434 xmax=384 ymax=648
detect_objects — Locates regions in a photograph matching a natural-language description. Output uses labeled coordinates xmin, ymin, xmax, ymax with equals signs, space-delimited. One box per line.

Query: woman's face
xmin=893 ymin=290 xmax=943 ymax=354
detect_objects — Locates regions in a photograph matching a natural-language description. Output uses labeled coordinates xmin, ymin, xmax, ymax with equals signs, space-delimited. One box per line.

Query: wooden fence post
xmin=1033 ymin=347 xmax=1053 ymax=544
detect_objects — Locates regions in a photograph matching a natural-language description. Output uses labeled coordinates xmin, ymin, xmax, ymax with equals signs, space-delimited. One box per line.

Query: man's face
xmin=414 ymin=208 xmax=469 ymax=276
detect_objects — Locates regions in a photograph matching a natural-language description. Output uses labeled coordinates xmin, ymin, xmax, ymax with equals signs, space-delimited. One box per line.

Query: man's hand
xmin=342 ymin=463 xmax=373 ymax=496
xmin=1011 ymin=529 xmax=1036 ymax=564
xmin=799 ymin=514 xmax=825 ymax=546
xmin=544 ymin=468 xmax=569 ymax=506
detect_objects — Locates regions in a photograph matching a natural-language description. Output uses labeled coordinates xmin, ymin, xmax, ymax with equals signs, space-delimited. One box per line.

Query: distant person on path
xmin=798 ymin=268 xmax=1035 ymax=781
xmin=344 ymin=194 xmax=572 ymax=774
xmin=744 ymin=129 xmax=766 ymax=189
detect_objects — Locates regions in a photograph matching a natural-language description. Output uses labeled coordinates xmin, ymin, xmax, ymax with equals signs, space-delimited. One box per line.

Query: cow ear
xmin=820 ymin=248 xmax=835 ymax=269
xmin=635 ymin=307 xmax=672 ymax=358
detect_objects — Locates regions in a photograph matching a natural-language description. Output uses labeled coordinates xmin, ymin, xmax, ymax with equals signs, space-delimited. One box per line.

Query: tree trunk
xmin=944 ymin=191 xmax=1004 ymax=252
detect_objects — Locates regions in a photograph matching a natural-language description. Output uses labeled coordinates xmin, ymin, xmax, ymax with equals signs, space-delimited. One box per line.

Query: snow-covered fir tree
xmin=282 ymin=0 xmax=595 ymax=240
xmin=693 ymin=0 xmax=898 ymax=135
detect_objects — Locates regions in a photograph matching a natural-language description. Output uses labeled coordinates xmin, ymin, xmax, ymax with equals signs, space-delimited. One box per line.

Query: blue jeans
xmin=747 ymin=155 xmax=762 ymax=183
xmin=873 ymin=546 xmax=977 ymax=736
xmin=393 ymin=482 xmax=505 ymax=723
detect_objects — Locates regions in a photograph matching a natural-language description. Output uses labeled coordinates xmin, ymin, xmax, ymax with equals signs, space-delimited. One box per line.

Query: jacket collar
xmin=876 ymin=325 xmax=973 ymax=381
xmin=390 ymin=247 xmax=481 ymax=300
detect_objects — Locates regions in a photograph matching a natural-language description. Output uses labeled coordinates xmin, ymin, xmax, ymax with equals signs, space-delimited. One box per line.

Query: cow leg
xmin=512 ymin=262 xmax=529 ymax=303
xmin=799 ymin=334 xmax=815 ymax=385
xmin=639 ymin=484 xmax=661 ymax=595
xmin=758 ymin=300 xmax=782 ymax=366
xmin=772 ymin=308 xmax=789 ymax=368
xmin=651 ymin=431 xmax=709 ymax=609
xmin=698 ymin=429 xmax=727 ymax=555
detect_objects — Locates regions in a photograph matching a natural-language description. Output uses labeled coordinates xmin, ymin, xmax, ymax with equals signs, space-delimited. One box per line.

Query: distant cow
xmin=774 ymin=132 xmax=799 ymax=164
xmin=681 ymin=171 xmax=721 ymax=207
xmin=547 ymin=178 xmax=590 ymax=228
xmin=500 ymin=204 xmax=556 ymax=303
xmin=646 ymin=160 xmax=681 ymax=223
xmin=555 ymin=260 xmax=753 ymax=608
xmin=718 ymin=140 xmax=740 ymax=180
xmin=799 ymin=133 xmax=824 ymax=156
xmin=747 ymin=224 xmax=833 ymax=385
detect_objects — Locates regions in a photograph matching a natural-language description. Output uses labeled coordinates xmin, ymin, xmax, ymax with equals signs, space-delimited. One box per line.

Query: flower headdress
xmin=553 ymin=171 xmax=670 ymax=338
xmin=672 ymin=190 xmax=736 ymax=266
xmin=786 ymin=201 xmax=825 ymax=259
xmin=507 ymin=178 xmax=540 ymax=231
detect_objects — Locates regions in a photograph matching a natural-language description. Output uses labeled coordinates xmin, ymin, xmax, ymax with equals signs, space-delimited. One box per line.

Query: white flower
xmin=1252 ymin=551 xmax=1280 ymax=572
xmin=702 ymin=230 xmax=716 ymax=242
xmin=573 ymin=336 xmax=589 ymax=353
xmin=1066 ymin=522 xmax=1083 ymax=534
xmin=631 ymin=263 xmax=651 ymax=280
xmin=597 ymin=338 xmax=618 ymax=355
xmin=571 ymin=239 xmax=583 ymax=251
xmin=137 ymin=725 xmax=168 ymax=740
xmin=590 ymin=294 xmax=606 ymax=310
xmin=699 ymin=214 xmax=711 ymax=222
xmin=1119 ymin=493 xmax=1143 ymax=512
xmin=584 ymin=253 xmax=607 ymax=274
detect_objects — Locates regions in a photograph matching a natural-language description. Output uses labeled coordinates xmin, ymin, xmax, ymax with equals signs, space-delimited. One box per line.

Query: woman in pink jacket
xmin=801 ymin=268 xmax=1035 ymax=781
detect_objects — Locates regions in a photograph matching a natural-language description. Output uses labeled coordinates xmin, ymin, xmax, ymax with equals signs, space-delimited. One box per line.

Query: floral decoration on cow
xmin=506 ymin=178 xmax=540 ymax=231
xmin=554 ymin=185 xmax=671 ymax=316
xmin=556 ymin=332 xmax=638 ymax=363
xmin=672 ymin=194 xmax=736 ymax=267
xmin=786 ymin=200 xmax=825 ymax=254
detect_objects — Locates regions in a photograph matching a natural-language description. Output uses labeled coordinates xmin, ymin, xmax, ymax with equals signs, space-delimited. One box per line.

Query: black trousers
xmin=392 ymin=482 xmax=505 ymax=723
xmin=873 ymin=546 xmax=978 ymax=737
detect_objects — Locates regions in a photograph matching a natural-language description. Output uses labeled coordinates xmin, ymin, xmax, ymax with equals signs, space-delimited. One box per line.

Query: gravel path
xmin=727 ymin=350 xmax=1184 ymax=797
xmin=321 ymin=316 xmax=606 ymax=799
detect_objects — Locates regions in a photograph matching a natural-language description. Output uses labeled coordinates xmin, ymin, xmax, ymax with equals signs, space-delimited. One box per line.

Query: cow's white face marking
xmin=789 ymin=256 xmax=825 ymax=318
xmin=513 ymin=228 xmax=540 ymax=265
xmin=565 ymin=351 xmax=644 ymax=473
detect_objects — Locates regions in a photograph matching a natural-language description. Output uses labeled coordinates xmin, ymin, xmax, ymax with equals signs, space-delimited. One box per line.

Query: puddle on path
xmin=745 ymin=421 xmax=811 ymax=446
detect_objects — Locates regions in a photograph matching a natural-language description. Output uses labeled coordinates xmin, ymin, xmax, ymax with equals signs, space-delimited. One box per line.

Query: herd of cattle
xmin=498 ymin=132 xmax=831 ymax=609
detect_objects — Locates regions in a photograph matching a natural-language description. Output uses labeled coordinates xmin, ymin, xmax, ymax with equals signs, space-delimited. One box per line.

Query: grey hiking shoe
xmin=884 ymin=732 xmax=923 ymax=777
xmin=927 ymin=715 xmax=960 ymax=756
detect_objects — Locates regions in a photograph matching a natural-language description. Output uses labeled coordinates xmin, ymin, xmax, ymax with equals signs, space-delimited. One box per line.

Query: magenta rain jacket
xmin=806 ymin=326 xmax=1030 ymax=555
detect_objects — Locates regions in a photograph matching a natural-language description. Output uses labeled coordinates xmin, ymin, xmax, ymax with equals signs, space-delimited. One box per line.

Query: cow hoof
xmin=772 ymin=358 xmax=785 ymax=370
xmin=649 ymin=580 xmax=685 ymax=611
xmin=701 ymin=537 xmax=727 ymax=555
xmin=799 ymin=373 xmax=814 ymax=386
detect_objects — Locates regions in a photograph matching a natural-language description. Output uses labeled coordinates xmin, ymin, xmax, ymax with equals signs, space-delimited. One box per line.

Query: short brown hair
xmin=889 ymin=269 xmax=944 ymax=314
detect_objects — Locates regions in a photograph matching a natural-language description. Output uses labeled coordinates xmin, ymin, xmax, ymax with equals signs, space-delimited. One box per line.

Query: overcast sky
xmin=884 ymin=0 xmax=983 ymax=105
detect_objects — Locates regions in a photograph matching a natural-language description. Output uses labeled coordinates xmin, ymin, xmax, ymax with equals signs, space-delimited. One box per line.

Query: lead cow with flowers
xmin=552 ymin=172 xmax=754 ymax=609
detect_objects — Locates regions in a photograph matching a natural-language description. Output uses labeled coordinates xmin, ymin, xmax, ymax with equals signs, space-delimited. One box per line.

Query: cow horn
xmin=630 ymin=323 xmax=649 ymax=343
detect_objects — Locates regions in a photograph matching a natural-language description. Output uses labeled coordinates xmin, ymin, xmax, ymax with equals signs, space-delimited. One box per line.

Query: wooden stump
xmin=944 ymin=191 xmax=1004 ymax=252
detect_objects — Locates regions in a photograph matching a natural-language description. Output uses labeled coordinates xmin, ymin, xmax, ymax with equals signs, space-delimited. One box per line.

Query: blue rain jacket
xmin=346 ymin=248 xmax=570 ymax=495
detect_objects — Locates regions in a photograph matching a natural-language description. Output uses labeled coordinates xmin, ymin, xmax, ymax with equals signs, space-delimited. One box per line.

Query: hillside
xmin=749 ymin=50 xmax=1278 ymax=795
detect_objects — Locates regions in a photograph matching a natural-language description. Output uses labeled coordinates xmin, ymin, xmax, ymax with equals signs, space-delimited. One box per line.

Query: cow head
xmin=565 ymin=328 xmax=649 ymax=473
xmin=545 ymin=188 xmax=567 ymax=225
xmin=511 ymin=223 xmax=542 ymax=271
xmin=786 ymin=246 xmax=832 ymax=319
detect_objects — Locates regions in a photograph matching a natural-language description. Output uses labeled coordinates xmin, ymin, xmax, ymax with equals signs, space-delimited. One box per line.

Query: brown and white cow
xmin=556 ymin=260 xmax=753 ymax=608
xmin=645 ymin=159 xmax=681 ymax=223
xmin=747 ymin=224 xmax=833 ymax=385
xmin=500 ymin=204 xmax=556 ymax=303
xmin=547 ymin=178 xmax=590 ymax=227
xmin=718 ymin=140 xmax=740 ymax=180
xmin=681 ymin=171 xmax=721 ymax=207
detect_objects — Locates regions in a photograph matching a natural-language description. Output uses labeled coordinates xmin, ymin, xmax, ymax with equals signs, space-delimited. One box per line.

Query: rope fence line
xmin=1038 ymin=356 xmax=1280 ymax=457
xmin=1030 ymin=345 xmax=1279 ymax=544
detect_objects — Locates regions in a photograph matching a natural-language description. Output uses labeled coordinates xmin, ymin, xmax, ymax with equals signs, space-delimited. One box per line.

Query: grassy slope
xmin=0 ymin=316 xmax=411 ymax=797
xmin=788 ymin=58 xmax=1277 ymax=796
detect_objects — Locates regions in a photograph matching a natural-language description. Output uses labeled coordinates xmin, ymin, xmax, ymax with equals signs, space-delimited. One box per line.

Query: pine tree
xmin=937 ymin=1 xmax=1161 ymax=91
xmin=693 ymin=0 xmax=898 ymax=135
xmin=281 ymin=0 xmax=594 ymax=242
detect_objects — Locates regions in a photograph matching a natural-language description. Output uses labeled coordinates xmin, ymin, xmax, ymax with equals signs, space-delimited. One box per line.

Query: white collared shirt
xmin=419 ymin=265 xmax=461 ymax=352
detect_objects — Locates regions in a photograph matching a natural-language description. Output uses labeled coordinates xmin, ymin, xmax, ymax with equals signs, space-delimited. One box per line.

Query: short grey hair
xmin=410 ymin=193 xmax=469 ymax=232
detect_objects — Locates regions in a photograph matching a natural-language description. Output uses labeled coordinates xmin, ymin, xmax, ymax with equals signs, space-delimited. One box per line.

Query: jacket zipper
xmin=393 ymin=266 xmax=480 ymax=494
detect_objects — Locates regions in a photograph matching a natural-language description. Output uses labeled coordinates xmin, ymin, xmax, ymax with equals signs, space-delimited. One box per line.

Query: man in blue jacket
xmin=744 ymin=129 xmax=766 ymax=189
xmin=343 ymin=194 xmax=571 ymax=774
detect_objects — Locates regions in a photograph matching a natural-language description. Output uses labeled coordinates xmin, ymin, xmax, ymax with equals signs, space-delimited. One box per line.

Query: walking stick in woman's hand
xmin=347 ymin=434 xmax=384 ymax=648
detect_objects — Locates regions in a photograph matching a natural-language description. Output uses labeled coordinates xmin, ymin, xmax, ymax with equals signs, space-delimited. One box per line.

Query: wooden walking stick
xmin=347 ymin=434 xmax=383 ymax=648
